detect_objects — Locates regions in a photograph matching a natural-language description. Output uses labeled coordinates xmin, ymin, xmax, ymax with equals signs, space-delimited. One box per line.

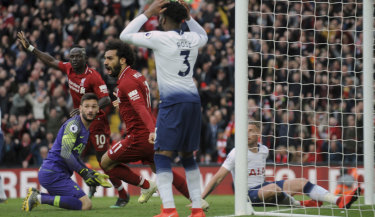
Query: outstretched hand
xmin=144 ymin=0 xmax=168 ymax=18
xmin=17 ymin=31 xmax=31 ymax=50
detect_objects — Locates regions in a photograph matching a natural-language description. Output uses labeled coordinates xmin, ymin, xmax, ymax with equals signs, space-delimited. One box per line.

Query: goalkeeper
xmin=202 ymin=122 xmax=360 ymax=209
xmin=22 ymin=93 xmax=111 ymax=212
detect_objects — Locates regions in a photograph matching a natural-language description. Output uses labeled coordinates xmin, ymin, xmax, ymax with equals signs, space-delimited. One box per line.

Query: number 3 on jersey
xmin=178 ymin=50 xmax=190 ymax=77
xmin=94 ymin=134 xmax=106 ymax=149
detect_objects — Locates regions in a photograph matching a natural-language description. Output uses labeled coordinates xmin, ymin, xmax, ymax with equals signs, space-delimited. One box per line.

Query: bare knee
xmin=258 ymin=185 xmax=282 ymax=200
xmin=80 ymin=196 xmax=92 ymax=210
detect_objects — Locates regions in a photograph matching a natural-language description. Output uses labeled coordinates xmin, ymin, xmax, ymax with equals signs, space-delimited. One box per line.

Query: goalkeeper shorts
xmin=38 ymin=168 xmax=86 ymax=199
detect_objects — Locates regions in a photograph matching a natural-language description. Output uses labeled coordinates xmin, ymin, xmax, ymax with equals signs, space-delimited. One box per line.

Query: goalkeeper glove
xmin=79 ymin=168 xmax=100 ymax=186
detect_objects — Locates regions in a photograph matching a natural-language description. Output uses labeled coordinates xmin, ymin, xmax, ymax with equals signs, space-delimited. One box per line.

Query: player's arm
xmin=202 ymin=166 xmax=230 ymax=199
xmin=119 ymin=0 xmax=166 ymax=49
xmin=179 ymin=0 xmax=208 ymax=46
xmin=17 ymin=31 xmax=60 ymax=69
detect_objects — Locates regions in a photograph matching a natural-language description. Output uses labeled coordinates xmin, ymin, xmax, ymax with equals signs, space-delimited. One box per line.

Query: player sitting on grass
xmin=202 ymin=122 xmax=360 ymax=209
xmin=22 ymin=93 xmax=111 ymax=211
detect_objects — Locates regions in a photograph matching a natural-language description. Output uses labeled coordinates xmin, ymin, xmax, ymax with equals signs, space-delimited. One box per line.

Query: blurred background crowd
xmin=0 ymin=0 xmax=365 ymax=168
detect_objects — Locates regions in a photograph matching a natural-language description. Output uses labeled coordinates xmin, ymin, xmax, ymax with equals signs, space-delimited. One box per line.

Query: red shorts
xmin=108 ymin=133 xmax=154 ymax=165
xmin=87 ymin=110 xmax=110 ymax=153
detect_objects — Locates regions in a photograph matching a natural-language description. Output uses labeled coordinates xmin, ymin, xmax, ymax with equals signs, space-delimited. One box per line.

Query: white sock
xmin=186 ymin=168 xmax=202 ymax=208
xmin=156 ymin=171 xmax=175 ymax=208
xmin=37 ymin=194 xmax=42 ymax=203
xmin=0 ymin=176 xmax=6 ymax=200
xmin=307 ymin=185 xmax=338 ymax=204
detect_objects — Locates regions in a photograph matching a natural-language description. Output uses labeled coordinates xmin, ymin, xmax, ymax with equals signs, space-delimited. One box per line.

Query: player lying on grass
xmin=22 ymin=93 xmax=111 ymax=212
xmin=202 ymin=122 xmax=360 ymax=209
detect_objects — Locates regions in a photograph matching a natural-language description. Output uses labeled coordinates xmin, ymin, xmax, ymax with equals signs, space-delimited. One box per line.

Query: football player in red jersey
xmin=17 ymin=31 xmax=129 ymax=208
xmin=101 ymin=39 xmax=204 ymax=207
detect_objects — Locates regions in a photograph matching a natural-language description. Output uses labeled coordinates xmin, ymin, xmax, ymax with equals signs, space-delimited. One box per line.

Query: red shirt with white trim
xmin=58 ymin=62 xmax=109 ymax=108
xmin=116 ymin=66 xmax=155 ymax=135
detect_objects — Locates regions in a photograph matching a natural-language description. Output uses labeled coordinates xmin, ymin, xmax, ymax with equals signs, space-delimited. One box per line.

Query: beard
xmin=107 ymin=63 xmax=122 ymax=78
xmin=82 ymin=112 xmax=95 ymax=122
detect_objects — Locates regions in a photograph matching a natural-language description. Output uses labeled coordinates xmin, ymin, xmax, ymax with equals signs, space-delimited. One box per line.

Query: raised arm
xmin=201 ymin=166 xmax=230 ymax=199
xmin=17 ymin=31 xmax=60 ymax=69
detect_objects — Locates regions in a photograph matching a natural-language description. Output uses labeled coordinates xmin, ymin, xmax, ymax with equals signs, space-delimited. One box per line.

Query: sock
xmin=172 ymin=171 xmax=190 ymax=199
xmin=181 ymin=156 xmax=201 ymax=208
xmin=279 ymin=192 xmax=300 ymax=206
xmin=109 ymin=177 xmax=128 ymax=199
xmin=41 ymin=194 xmax=82 ymax=210
xmin=0 ymin=176 xmax=6 ymax=199
xmin=304 ymin=181 xmax=338 ymax=204
xmin=106 ymin=164 xmax=149 ymax=189
xmin=154 ymin=154 xmax=175 ymax=208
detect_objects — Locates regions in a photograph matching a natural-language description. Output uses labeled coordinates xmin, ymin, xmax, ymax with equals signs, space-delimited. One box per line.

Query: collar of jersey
xmin=119 ymin=66 xmax=131 ymax=80
xmin=172 ymin=29 xmax=184 ymax=35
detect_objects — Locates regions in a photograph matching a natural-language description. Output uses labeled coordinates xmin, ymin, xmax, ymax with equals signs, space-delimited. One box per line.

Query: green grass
xmin=2 ymin=195 xmax=374 ymax=217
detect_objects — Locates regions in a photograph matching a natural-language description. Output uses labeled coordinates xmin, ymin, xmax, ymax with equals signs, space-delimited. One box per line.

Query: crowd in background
xmin=0 ymin=0 xmax=365 ymax=168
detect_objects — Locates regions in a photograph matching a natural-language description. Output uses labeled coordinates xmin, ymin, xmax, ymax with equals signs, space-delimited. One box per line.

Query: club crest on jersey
xmin=70 ymin=124 xmax=78 ymax=133
xmin=80 ymin=87 xmax=85 ymax=94
xmin=128 ymin=89 xmax=140 ymax=101
xmin=144 ymin=32 xmax=152 ymax=38
xmin=133 ymin=72 xmax=142 ymax=78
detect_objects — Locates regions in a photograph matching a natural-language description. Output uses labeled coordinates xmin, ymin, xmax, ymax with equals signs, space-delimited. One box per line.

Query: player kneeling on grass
xmin=201 ymin=122 xmax=360 ymax=209
xmin=22 ymin=93 xmax=111 ymax=211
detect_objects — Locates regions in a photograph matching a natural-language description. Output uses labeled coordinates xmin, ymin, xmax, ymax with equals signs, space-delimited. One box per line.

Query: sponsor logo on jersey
xmin=128 ymin=90 xmax=140 ymax=101
xmin=133 ymin=72 xmax=142 ymax=78
xmin=68 ymin=80 xmax=80 ymax=93
xmin=248 ymin=167 xmax=265 ymax=176
xmin=99 ymin=85 xmax=108 ymax=93
xmin=80 ymin=78 xmax=86 ymax=86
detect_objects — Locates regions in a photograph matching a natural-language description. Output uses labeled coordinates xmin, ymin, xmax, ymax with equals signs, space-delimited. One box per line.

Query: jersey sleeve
xmin=90 ymin=72 xmax=109 ymax=98
xmin=222 ymin=149 xmax=235 ymax=171
xmin=58 ymin=61 xmax=70 ymax=75
xmin=60 ymin=119 xmax=86 ymax=172
xmin=185 ymin=18 xmax=208 ymax=47
xmin=120 ymin=14 xmax=160 ymax=50
xmin=120 ymin=79 xmax=155 ymax=133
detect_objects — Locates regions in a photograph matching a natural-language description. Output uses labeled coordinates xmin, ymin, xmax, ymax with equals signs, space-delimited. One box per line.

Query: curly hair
xmin=105 ymin=39 xmax=135 ymax=66
xmin=162 ymin=1 xmax=188 ymax=24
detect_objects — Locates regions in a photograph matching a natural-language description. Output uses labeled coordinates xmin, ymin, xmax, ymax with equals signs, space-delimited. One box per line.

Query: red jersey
xmin=58 ymin=62 xmax=109 ymax=108
xmin=116 ymin=66 xmax=155 ymax=135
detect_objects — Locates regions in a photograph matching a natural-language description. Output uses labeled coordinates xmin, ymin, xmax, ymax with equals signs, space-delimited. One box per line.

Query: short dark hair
xmin=248 ymin=121 xmax=261 ymax=131
xmin=80 ymin=93 xmax=98 ymax=105
xmin=162 ymin=1 xmax=188 ymax=24
xmin=105 ymin=39 xmax=135 ymax=66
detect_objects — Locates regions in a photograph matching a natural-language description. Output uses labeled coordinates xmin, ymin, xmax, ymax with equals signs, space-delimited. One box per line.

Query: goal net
xmin=245 ymin=0 xmax=375 ymax=216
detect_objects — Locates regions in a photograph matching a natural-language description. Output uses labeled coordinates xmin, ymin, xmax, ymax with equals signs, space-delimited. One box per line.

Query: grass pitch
xmin=2 ymin=195 xmax=374 ymax=217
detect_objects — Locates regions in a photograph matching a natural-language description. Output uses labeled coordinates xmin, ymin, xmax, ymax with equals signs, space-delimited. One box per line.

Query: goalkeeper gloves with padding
xmin=79 ymin=168 xmax=112 ymax=188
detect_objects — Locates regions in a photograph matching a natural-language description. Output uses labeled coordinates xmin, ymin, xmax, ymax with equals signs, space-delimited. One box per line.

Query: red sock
xmin=109 ymin=177 xmax=129 ymax=199
xmin=172 ymin=170 xmax=190 ymax=199
xmin=106 ymin=164 xmax=149 ymax=188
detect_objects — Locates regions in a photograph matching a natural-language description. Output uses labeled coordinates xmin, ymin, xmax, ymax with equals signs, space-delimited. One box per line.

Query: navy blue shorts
xmin=154 ymin=102 xmax=201 ymax=152
xmin=248 ymin=180 xmax=285 ymax=204
xmin=38 ymin=168 xmax=86 ymax=199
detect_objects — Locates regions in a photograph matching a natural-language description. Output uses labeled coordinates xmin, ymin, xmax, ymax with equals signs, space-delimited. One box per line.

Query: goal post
xmin=363 ymin=0 xmax=375 ymax=205
xmin=234 ymin=0 xmax=375 ymax=216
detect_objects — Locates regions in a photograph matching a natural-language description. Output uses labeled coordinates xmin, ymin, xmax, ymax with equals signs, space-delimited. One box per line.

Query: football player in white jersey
xmin=120 ymin=0 xmax=207 ymax=217
xmin=202 ymin=122 xmax=360 ymax=209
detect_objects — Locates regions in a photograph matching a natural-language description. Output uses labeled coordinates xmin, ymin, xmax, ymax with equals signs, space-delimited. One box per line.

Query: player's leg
xmin=179 ymin=103 xmax=204 ymax=216
xmin=283 ymin=178 xmax=360 ymax=208
xmin=23 ymin=169 xmax=89 ymax=211
xmin=88 ymin=115 xmax=128 ymax=206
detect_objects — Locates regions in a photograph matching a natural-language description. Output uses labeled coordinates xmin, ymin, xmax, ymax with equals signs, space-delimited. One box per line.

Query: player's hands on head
xmin=144 ymin=0 xmax=168 ymax=18
xmin=177 ymin=0 xmax=191 ymax=20
xmin=17 ymin=31 xmax=31 ymax=50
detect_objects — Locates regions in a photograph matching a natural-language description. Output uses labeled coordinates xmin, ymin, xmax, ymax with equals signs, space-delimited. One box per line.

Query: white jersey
xmin=222 ymin=144 xmax=269 ymax=189
xmin=120 ymin=14 xmax=208 ymax=107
